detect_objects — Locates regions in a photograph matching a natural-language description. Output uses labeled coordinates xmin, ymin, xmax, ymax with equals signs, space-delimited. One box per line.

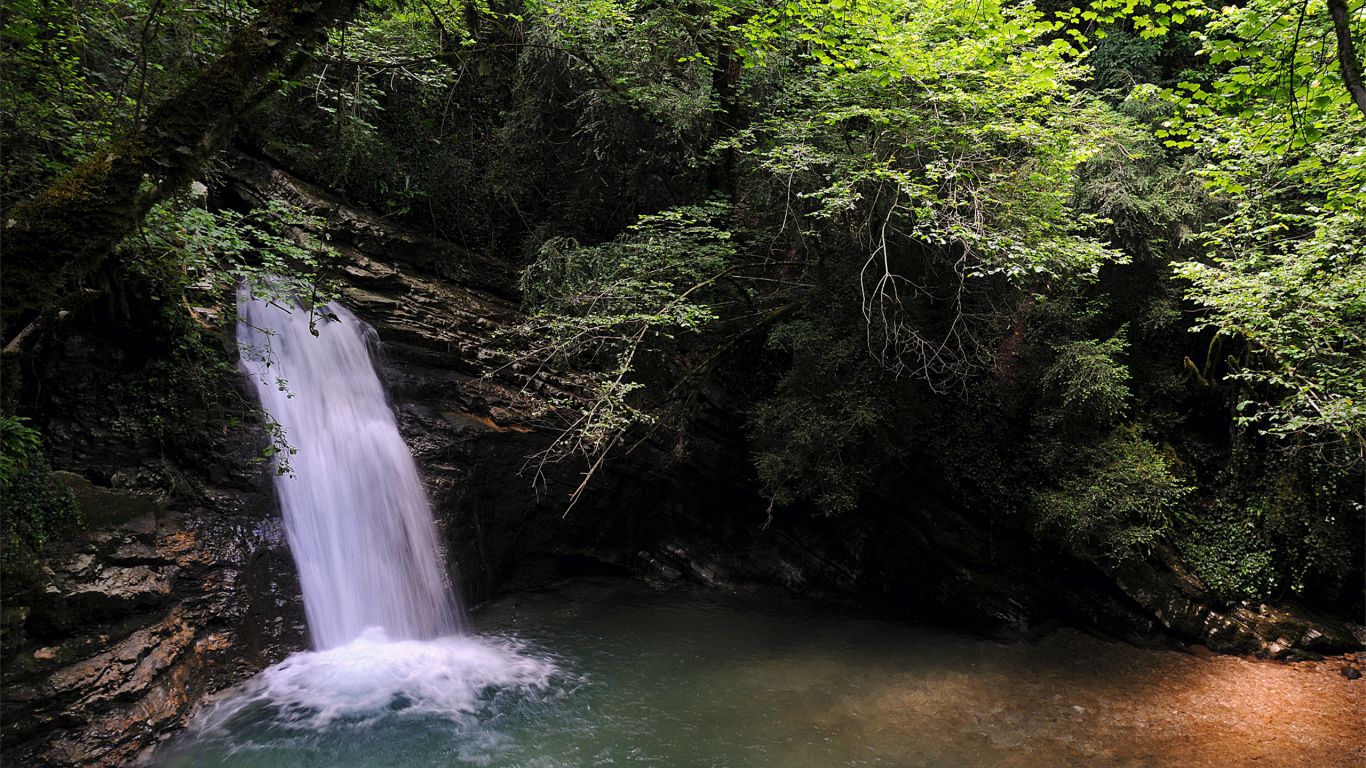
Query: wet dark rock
xmin=1109 ymin=546 xmax=1366 ymax=657
xmin=1342 ymin=666 xmax=1362 ymax=680
xmin=2 ymin=320 xmax=305 ymax=766
xmin=0 ymin=471 xmax=304 ymax=767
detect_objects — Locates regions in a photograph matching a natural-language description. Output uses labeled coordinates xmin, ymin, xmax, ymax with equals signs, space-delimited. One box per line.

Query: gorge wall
xmin=2 ymin=151 xmax=1360 ymax=766
xmin=226 ymin=150 xmax=1364 ymax=656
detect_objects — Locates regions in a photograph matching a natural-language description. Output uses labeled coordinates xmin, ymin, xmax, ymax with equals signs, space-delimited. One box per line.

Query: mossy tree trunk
xmin=1 ymin=0 xmax=362 ymax=338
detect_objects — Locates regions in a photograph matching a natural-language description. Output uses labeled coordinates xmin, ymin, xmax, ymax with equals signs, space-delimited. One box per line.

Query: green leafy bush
xmin=1041 ymin=332 xmax=1131 ymax=427
xmin=499 ymin=203 xmax=741 ymax=498
xmin=1178 ymin=457 xmax=1359 ymax=603
xmin=1178 ymin=501 xmax=1280 ymax=602
xmin=1033 ymin=430 xmax=1190 ymax=562
xmin=748 ymin=313 xmax=911 ymax=516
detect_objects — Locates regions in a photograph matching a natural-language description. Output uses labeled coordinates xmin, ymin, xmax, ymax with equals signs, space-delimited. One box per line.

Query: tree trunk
xmin=1 ymin=0 xmax=362 ymax=338
xmin=1329 ymin=0 xmax=1366 ymax=119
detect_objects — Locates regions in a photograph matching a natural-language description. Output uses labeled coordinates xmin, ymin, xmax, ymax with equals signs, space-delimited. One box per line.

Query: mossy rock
xmin=50 ymin=471 xmax=161 ymax=528
xmin=1 ymin=606 xmax=31 ymax=656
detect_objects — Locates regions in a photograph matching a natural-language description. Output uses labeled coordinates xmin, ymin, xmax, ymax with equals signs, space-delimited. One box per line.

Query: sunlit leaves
xmin=1176 ymin=206 xmax=1366 ymax=448
xmin=735 ymin=0 xmax=1129 ymax=317
xmin=1053 ymin=0 xmax=1211 ymax=42
xmin=133 ymin=198 xmax=339 ymax=309
xmin=1123 ymin=0 xmax=1366 ymax=454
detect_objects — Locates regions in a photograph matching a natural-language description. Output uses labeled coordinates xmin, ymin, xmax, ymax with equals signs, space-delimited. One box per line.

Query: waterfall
xmin=238 ymin=293 xmax=464 ymax=649
xmin=149 ymin=292 xmax=555 ymax=755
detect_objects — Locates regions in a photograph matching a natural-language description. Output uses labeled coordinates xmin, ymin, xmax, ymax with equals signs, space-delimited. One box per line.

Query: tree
xmin=2 ymin=0 xmax=362 ymax=337
xmin=502 ymin=0 xmax=1138 ymax=511
xmin=1149 ymin=0 xmax=1366 ymax=457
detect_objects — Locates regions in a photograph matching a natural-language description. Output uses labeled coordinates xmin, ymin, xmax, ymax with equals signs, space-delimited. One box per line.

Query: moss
xmin=0 ymin=418 xmax=81 ymax=584
xmin=51 ymin=471 xmax=160 ymax=527
xmin=0 ymin=606 xmax=31 ymax=656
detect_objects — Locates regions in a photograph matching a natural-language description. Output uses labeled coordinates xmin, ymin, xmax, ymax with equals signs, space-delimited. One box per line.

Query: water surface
xmin=152 ymin=580 xmax=1364 ymax=768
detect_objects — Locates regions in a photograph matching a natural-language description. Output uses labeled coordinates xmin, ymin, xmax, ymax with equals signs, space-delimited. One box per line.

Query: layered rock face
xmin=0 ymin=331 xmax=305 ymax=766
xmin=3 ymin=151 xmax=1359 ymax=766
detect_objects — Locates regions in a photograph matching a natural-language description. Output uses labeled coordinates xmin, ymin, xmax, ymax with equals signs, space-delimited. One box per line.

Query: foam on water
xmin=195 ymin=630 xmax=560 ymax=735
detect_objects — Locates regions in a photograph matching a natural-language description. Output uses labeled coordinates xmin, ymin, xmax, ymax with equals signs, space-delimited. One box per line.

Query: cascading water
xmin=150 ymin=290 xmax=559 ymax=765
xmin=237 ymin=294 xmax=464 ymax=648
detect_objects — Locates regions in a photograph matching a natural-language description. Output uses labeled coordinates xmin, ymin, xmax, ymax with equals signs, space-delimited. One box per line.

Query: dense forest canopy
xmin=2 ymin=0 xmax=1363 ymax=614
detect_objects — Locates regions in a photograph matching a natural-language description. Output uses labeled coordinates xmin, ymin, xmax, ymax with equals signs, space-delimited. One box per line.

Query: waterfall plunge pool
xmin=150 ymin=579 xmax=1363 ymax=768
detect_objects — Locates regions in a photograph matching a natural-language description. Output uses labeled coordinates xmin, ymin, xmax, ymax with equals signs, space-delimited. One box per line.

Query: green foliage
xmin=1179 ymin=455 xmax=1360 ymax=602
xmin=1072 ymin=125 xmax=1206 ymax=258
xmin=728 ymin=0 xmax=1134 ymax=388
xmin=1033 ymin=430 xmax=1191 ymax=562
xmin=1110 ymin=0 xmax=1366 ymax=455
xmin=134 ymin=197 xmax=339 ymax=310
xmin=114 ymin=197 xmax=336 ymax=473
xmin=0 ymin=416 xmax=42 ymax=483
xmin=1055 ymin=0 xmax=1210 ymax=42
xmin=1041 ymin=332 xmax=1131 ymax=427
xmin=1178 ymin=501 xmax=1282 ymax=602
xmin=1 ymin=0 xmax=241 ymax=204
xmin=748 ymin=311 xmax=910 ymax=516
xmin=1086 ymin=28 xmax=1166 ymax=92
xmin=0 ymin=0 xmax=118 ymax=201
xmin=519 ymin=201 xmax=735 ymax=331
xmin=0 ymin=417 xmax=80 ymax=569
xmin=532 ymin=0 xmax=636 ymax=48
xmin=738 ymin=0 xmax=1119 ymax=280
xmin=502 ymin=202 xmax=739 ymax=483
xmin=6 ymin=0 xmax=1360 ymax=612
xmin=1178 ymin=218 xmax=1365 ymax=448
xmin=529 ymin=0 xmax=719 ymax=137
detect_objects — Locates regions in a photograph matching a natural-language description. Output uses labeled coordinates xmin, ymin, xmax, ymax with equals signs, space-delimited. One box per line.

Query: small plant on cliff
xmin=0 ymin=416 xmax=80 ymax=570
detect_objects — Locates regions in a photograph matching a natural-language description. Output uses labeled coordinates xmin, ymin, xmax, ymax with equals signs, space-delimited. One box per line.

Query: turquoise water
xmin=147 ymin=579 xmax=1362 ymax=768
xmin=153 ymin=581 xmax=955 ymax=767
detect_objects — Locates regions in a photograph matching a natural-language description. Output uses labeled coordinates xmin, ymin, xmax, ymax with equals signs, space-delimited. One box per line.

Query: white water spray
xmin=238 ymin=294 xmax=463 ymax=649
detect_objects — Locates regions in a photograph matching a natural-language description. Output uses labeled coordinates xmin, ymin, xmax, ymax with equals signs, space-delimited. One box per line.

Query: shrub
xmin=1033 ymin=430 xmax=1190 ymax=562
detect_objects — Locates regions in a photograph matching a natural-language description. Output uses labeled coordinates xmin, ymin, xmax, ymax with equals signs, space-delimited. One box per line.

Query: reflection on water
xmin=151 ymin=580 xmax=1365 ymax=768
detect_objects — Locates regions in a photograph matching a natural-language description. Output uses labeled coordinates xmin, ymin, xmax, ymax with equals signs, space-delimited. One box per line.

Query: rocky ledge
xmin=1 ymin=310 xmax=307 ymax=766
xmin=0 ymin=469 xmax=305 ymax=766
